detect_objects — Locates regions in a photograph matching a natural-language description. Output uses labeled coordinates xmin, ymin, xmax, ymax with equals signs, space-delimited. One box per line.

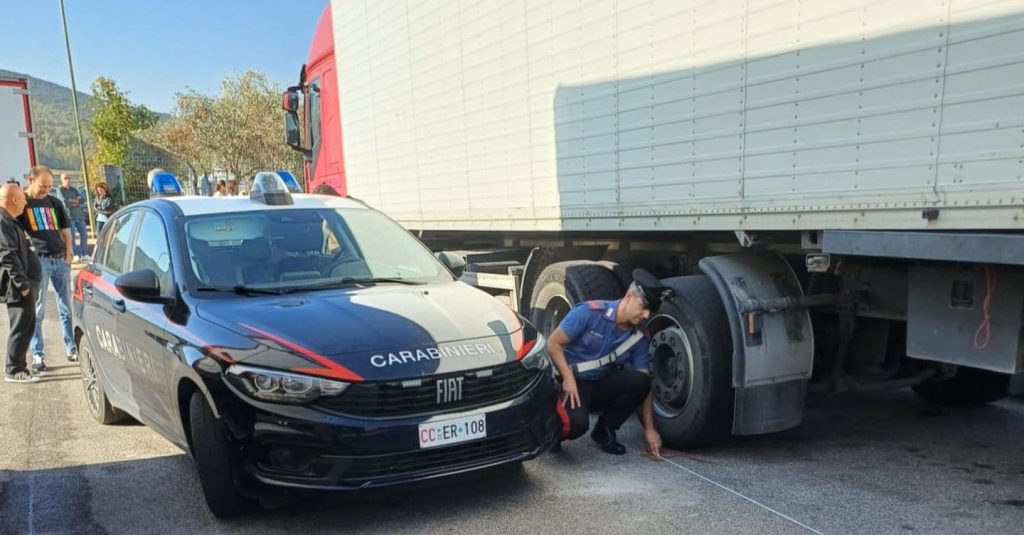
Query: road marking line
xmin=657 ymin=455 xmax=826 ymax=535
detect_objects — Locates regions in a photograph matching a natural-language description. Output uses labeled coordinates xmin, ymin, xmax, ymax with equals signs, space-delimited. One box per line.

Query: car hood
xmin=194 ymin=281 xmax=532 ymax=380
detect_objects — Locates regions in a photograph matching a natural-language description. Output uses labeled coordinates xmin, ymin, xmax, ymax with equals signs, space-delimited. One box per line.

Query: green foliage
xmin=144 ymin=70 xmax=302 ymax=182
xmin=88 ymin=77 xmax=158 ymax=177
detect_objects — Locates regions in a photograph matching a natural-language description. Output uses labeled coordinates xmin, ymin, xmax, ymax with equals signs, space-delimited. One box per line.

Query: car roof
xmin=157 ymin=194 xmax=368 ymax=217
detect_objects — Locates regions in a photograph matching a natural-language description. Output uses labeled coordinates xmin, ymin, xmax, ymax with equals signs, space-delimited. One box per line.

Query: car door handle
xmin=112 ymin=298 xmax=126 ymax=313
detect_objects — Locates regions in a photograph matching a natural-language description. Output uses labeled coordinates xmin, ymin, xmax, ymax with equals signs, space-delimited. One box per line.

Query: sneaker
xmin=73 ymin=255 xmax=81 ymax=262
xmin=67 ymin=351 xmax=79 ymax=363
xmin=31 ymin=360 xmax=50 ymax=375
xmin=4 ymin=370 xmax=40 ymax=383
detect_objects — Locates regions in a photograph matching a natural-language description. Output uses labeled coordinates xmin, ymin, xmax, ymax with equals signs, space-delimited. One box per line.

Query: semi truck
xmin=284 ymin=0 xmax=1024 ymax=448
xmin=0 ymin=76 xmax=36 ymax=186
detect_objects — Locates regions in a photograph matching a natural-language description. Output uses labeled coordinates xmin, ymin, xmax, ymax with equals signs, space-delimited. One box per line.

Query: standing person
xmin=213 ymin=180 xmax=227 ymax=197
xmin=58 ymin=173 xmax=89 ymax=261
xmin=92 ymin=182 xmax=115 ymax=233
xmin=546 ymin=269 xmax=667 ymax=455
xmin=19 ymin=166 xmax=78 ymax=372
xmin=198 ymin=174 xmax=212 ymax=197
xmin=0 ymin=184 xmax=42 ymax=383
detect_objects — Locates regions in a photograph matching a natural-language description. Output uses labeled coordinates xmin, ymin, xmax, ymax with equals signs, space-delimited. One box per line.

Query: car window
xmin=102 ymin=210 xmax=140 ymax=275
xmin=131 ymin=211 xmax=174 ymax=298
xmin=93 ymin=219 xmax=114 ymax=265
xmin=183 ymin=207 xmax=449 ymax=290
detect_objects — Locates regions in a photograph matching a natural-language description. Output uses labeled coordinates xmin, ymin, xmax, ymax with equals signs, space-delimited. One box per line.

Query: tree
xmin=148 ymin=71 xmax=301 ymax=185
xmin=87 ymin=77 xmax=158 ymax=190
xmin=143 ymin=90 xmax=215 ymax=180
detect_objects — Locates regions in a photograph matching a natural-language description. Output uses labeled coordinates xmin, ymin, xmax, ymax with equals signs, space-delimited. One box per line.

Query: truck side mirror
xmin=282 ymin=89 xmax=300 ymax=112
xmin=284 ymin=114 xmax=301 ymax=150
xmin=436 ymin=251 xmax=467 ymax=278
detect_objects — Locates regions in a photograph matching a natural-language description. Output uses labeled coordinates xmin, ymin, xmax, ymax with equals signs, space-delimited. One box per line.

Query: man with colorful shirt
xmin=18 ymin=166 xmax=77 ymax=372
xmin=547 ymin=269 xmax=668 ymax=455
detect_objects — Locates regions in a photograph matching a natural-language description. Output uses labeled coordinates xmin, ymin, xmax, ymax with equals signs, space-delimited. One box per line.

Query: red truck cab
xmin=284 ymin=4 xmax=345 ymax=195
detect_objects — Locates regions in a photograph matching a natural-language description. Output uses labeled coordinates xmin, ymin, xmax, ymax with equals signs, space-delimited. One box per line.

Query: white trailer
xmin=286 ymin=0 xmax=1024 ymax=447
xmin=0 ymin=77 xmax=36 ymax=186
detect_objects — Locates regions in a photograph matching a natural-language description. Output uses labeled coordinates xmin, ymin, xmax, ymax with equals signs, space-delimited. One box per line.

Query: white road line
xmin=658 ymin=455 xmax=826 ymax=535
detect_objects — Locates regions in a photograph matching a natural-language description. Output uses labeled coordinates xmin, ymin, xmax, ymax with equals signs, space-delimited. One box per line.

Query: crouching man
xmin=547 ymin=269 xmax=669 ymax=456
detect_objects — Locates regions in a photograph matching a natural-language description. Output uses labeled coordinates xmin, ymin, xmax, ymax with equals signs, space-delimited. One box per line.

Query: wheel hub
xmin=80 ymin=347 xmax=101 ymax=414
xmin=651 ymin=326 xmax=694 ymax=417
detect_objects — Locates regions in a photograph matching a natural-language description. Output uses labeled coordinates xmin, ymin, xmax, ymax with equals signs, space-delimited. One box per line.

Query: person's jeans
xmin=30 ymin=257 xmax=76 ymax=358
xmin=69 ymin=218 xmax=88 ymax=257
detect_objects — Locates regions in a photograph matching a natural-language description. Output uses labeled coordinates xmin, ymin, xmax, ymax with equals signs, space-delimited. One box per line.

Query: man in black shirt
xmin=0 ymin=184 xmax=42 ymax=382
xmin=19 ymin=166 xmax=77 ymax=373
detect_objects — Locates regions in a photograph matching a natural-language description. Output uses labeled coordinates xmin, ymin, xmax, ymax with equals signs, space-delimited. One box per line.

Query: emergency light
xmin=150 ymin=172 xmax=182 ymax=197
xmin=250 ymin=171 xmax=294 ymax=206
xmin=276 ymin=170 xmax=302 ymax=193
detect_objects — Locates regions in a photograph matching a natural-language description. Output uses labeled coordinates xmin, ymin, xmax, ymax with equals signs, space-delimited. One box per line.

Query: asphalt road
xmin=1 ymin=286 xmax=1023 ymax=534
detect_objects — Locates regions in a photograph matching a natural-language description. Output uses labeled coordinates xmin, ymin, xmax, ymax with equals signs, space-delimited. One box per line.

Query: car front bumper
xmin=216 ymin=373 xmax=560 ymax=491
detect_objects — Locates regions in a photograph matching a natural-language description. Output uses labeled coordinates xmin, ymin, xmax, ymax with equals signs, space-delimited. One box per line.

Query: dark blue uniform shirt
xmin=559 ymin=299 xmax=649 ymax=381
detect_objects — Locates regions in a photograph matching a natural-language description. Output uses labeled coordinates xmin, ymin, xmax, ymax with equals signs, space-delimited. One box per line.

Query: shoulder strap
xmin=560 ymin=331 xmax=645 ymax=376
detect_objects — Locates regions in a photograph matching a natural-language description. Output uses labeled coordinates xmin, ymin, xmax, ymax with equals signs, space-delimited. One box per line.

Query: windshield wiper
xmin=196 ymin=285 xmax=286 ymax=296
xmin=279 ymin=277 xmax=426 ymax=294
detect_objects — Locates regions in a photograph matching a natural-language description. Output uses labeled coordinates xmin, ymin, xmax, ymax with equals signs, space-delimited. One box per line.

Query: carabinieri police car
xmin=72 ymin=172 xmax=558 ymax=517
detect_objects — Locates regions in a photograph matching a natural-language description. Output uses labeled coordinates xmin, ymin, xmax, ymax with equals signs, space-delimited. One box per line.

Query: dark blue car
xmin=72 ymin=178 xmax=558 ymax=517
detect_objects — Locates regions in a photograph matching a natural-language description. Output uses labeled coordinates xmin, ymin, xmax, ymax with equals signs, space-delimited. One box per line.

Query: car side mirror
xmin=115 ymin=269 xmax=170 ymax=304
xmin=435 ymin=251 xmax=467 ymax=278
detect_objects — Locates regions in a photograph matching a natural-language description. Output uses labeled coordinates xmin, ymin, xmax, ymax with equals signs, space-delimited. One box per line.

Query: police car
xmin=72 ymin=172 xmax=559 ymax=517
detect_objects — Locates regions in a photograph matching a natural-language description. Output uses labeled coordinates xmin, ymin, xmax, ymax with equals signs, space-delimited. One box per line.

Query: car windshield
xmin=183 ymin=207 xmax=451 ymax=291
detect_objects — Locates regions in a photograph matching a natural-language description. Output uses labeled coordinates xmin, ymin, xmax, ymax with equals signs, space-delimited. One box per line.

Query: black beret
xmin=630 ymin=268 xmax=672 ymax=310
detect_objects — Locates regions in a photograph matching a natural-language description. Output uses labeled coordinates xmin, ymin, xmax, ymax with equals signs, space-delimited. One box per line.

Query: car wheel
xmin=79 ymin=338 xmax=127 ymax=425
xmin=648 ymin=275 xmax=734 ymax=448
xmin=529 ymin=261 xmax=624 ymax=336
xmin=912 ymin=367 xmax=1011 ymax=407
xmin=189 ymin=391 xmax=254 ymax=518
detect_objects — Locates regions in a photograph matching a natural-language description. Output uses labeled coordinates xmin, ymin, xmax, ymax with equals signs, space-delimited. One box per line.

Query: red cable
xmin=973 ymin=265 xmax=996 ymax=351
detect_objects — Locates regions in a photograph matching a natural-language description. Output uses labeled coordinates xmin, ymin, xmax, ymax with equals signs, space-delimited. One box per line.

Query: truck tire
xmin=79 ymin=336 xmax=128 ymax=425
xmin=912 ymin=368 xmax=1011 ymax=407
xmin=189 ymin=392 xmax=253 ymax=518
xmin=529 ymin=261 xmax=624 ymax=336
xmin=648 ymin=275 xmax=733 ymax=448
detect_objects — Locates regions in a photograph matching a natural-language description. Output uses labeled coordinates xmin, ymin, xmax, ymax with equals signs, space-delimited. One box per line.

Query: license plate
xmin=418 ymin=413 xmax=487 ymax=449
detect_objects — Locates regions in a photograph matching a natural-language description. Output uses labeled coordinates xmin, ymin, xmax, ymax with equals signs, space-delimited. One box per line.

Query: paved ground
xmin=1 ymin=285 xmax=1023 ymax=534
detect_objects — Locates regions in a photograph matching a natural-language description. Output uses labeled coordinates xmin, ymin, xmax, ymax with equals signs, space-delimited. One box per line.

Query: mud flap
xmin=698 ymin=252 xmax=814 ymax=436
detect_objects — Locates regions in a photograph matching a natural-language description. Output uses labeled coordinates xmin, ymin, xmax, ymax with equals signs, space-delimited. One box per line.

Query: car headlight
xmin=520 ymin=334 xmax=551 ymax=371
xmin=225 ymin=364 xmax=350 ymax=403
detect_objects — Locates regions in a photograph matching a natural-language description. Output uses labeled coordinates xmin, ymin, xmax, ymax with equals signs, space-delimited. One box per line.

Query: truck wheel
xmin=649 ymin=275 xmax=733 ymax=448
xmin=529 ymin=261 xmax=624 ymax=335
xmin=189 ymin=392 xmax=253 ymax=518
xmin=79 ymin=337 xmax=128 ymax=425
xmin=912 ymin=368 xmax=1010 ymax=407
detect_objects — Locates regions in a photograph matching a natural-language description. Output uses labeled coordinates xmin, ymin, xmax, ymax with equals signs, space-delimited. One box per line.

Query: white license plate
xmin=418 ymin=413 xmax=487 ymax=449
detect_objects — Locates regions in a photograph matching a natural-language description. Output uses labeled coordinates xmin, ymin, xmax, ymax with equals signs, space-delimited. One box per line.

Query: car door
xmin=81 ymin=209 xmax=141 ymax=413
xmin=117 ymin=209 xmax=177 ymax=434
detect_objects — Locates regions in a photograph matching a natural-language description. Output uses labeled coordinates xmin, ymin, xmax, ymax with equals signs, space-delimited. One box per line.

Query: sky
xmin=0 ymin=0 xmax=327 ymax=113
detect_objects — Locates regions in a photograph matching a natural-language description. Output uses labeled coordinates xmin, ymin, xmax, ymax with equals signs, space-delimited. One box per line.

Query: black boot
xmin=590 ymin=418 xmax=626 ymax=455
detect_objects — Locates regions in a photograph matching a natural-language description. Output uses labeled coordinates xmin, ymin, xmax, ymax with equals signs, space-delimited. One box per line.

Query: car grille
xmin=330 ymin=432 xmax=535 ymax=481
xmin=314 ymin=362 xmax=540 ymax=417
